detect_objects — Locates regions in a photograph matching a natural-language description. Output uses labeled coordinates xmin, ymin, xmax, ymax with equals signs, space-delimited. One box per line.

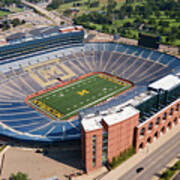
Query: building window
xmin=148 ymin=122 xmax=153 ymax=131
xmin=173 ymin=117 xmax=177 ymax=124
xmin=156 ymin=117 xmax=160 ymax=126
xmin=169 ymin=108 xmax=174 ymax=116
xmin=154 ymin=131 xmax=158 ymax=139
xmin=168 ymin=121 xmax=171 ymax=129
xmin=161 ymin=126 xmax=165 ymax=134
xmin=176 ymin=104 xmax=179 ymax=111
xmin=163 ymin=112 xmax=167 ymax=120
xmin=139 ymin=143 xmax=143 ymax=149
xmin=102 ymin=131 xmax=108 ymax=165
xmin=140 ymin=127 xmax=145 ymax=136
xmin=92 ymin=135 xmax=96 ymax=168
xmin=147 ymin=137 xmax=151 ymax=143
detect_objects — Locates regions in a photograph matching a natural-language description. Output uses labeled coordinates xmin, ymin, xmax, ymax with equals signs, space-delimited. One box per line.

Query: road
xmin=118 ymin=132 xmax=180 ymax=180
xmin=173 ymin=172 xmax=180 ymax=180
xmin=22 ymin=0 xmax=62 ymax=25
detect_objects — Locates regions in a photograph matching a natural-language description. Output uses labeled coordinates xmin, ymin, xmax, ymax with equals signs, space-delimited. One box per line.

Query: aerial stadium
xmin=0 ymin=26 xmax=179 ymax=172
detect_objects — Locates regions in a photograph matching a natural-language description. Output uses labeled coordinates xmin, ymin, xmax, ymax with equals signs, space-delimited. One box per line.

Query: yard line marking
xmin=32 ymin=75 xmax=97 ymax=100
xmin=62 ymin=85 xmax=130 ymax=119
xmin=28 ymin=74 xmax=131 ymax=120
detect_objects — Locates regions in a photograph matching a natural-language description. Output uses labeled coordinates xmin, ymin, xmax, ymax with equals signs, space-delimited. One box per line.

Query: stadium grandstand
xmin=0 ymin=26 xmax=84 ymax=64
xmin=0 ymin=26 xmax=179 ymax=172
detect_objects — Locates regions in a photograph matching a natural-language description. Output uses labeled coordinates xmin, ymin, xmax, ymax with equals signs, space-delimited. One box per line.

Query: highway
xmin=118 ymin=132 xmax=180 ymax=180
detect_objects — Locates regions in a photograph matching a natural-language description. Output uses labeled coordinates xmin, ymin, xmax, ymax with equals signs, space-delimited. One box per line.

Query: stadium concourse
xmin=0 ymin=42 xmax=179 ymax=144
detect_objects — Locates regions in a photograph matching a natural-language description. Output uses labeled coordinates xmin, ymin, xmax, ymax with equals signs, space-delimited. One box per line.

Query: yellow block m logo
xmin=77 ymin=89 xmax=89 ymax=96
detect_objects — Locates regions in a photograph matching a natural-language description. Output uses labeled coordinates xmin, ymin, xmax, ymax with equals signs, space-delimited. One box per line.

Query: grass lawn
xmin=8 ymin=7 xmax=23 ymax=13
xmin=57 ymin=0 xmax=125 ymax=16
xmin=29 ymin=73 xmax=132 ymax=120
xmin=0 ymin=10 xmax=11 ymax=18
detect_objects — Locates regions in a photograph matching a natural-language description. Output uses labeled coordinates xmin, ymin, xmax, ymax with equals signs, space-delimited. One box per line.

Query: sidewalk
xmin=102 ymin=123 xmax=180 ymax=180
xmin=72 ymin=167 xmax=108 ymax=180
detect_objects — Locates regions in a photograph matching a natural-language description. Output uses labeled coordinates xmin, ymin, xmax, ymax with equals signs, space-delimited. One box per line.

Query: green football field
xmin=29 ymin=73 xmax=132 ymax=120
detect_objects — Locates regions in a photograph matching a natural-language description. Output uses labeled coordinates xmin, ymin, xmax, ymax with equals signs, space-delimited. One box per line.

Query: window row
xmin=140 ymin=117 xmax=178 ymax=136
xmin=139 ymin=122 xmax=176 ymax=149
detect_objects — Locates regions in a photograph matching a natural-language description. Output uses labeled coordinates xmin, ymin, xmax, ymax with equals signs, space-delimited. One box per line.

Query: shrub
xmin=110 ymin=146 xmax=135 ymax=169
xmin=10 ymin=172 xmax=30 ymax=180
xmin=160 ymin=160 xmax=180 ymax=180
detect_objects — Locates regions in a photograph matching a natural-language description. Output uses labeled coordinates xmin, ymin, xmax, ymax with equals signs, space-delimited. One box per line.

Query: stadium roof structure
xmin=6 ymin=27 xmax=60 ymax=42
xmin=2 ymin=26 xmax=83 ymax=47
xmin=6 ymin=32 xmax=26 ymax=41
xmin=148 ymin=74 xmax=180 ymax=91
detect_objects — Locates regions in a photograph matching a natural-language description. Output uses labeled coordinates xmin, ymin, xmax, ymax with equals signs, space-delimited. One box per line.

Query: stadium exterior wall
xmin=105 ymin=113 xmax=139 ymax=162
xmin=135 ymin=99 xmax=180 ymax=152
xmin=82 ymin=99 xmax=180 ymax=173
xmin=81 ymin=127 xmax=103 ymax=172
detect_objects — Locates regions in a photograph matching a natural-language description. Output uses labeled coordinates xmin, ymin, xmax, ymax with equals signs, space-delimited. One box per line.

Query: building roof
xmin=81 ymin=115 xmax=102 ymax=132
xmin=29 ymin=26 xmax=60 ymax=36
xmin=148 ymin=74 xmax=180 ymax=91
xmin=7 ymin=32 xmax=26 ymax=41
xmin=81 ymin=106 xmax=139 ymax=132
xmin=2 ymin=26 xmax=84 ymax=47
xmin=103 ymin=106 xmax=139 ymax=126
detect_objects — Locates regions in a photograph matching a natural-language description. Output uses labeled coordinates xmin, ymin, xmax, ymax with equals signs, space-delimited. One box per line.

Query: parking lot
xmin=1 ymin=145 xmax=83 ymax=180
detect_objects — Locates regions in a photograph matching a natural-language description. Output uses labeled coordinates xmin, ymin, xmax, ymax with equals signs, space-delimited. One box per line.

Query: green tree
xmin=11 ymin=18 xmax=21 ymax=27
xmin=10 ymin=172 xmax=30 ymax=180
xmin=107 ymin=0 xmax=117 ymax=13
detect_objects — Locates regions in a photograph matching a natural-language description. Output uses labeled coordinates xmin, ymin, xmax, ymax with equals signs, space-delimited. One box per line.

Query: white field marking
xmin=62 ymin=85 xmax=130 ymax=119
xmin=29 ymin=74 xmax=131 ymax=119
xmin=28 ymin=75 xmax=99 ymax=119
xmin=32 ymin=74 xmax=98 ymax=100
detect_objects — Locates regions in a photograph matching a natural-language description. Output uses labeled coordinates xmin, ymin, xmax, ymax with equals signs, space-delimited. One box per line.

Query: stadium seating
xmin=0 ymin=42 xmax=179 ymax=142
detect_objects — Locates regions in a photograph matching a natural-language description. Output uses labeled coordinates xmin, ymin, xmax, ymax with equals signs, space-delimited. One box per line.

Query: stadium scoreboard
xmin=138 ymin=33 xmax=160 ymax=49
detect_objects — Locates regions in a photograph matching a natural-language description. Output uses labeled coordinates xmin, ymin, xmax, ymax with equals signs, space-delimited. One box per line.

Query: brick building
xmin=81 ymin=74 xmax=180 ymax=172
